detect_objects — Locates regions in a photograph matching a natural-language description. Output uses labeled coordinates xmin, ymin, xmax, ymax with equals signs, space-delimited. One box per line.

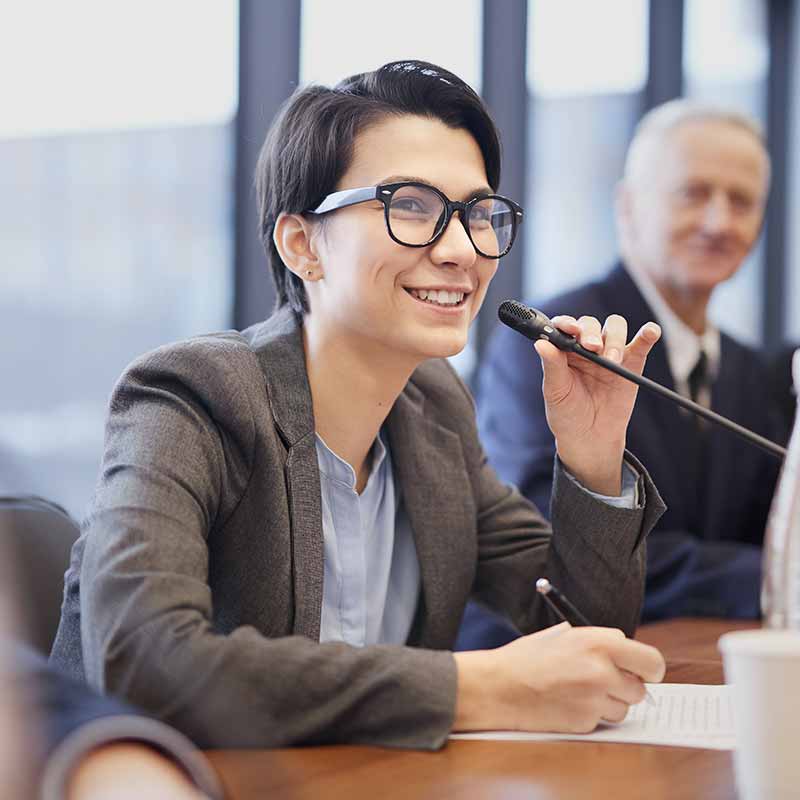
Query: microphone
xmin=498 ymin=300 xmax=787 ymax=461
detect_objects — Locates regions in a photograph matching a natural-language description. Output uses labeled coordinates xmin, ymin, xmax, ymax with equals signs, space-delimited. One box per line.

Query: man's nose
xmin=700 ymin=193 xmax=734 ymax=234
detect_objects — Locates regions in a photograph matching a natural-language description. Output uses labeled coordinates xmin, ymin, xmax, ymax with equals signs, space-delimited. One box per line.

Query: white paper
xmin=451 ymin=683 xmax=735 ymax=750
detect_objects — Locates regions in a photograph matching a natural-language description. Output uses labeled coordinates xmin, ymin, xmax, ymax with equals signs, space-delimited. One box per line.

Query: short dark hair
xmin=255 ymin=60 xmax=502 ymax=316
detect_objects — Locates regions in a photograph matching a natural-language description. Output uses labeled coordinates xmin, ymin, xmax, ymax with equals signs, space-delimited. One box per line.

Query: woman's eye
xmin=391 ymin=198 xmax=433 ymax=216
xmin=393 ymin=199 xmax=422 ymax=211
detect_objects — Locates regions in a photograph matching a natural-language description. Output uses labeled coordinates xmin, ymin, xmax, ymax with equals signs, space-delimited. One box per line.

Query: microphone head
xmin=497 ymin=300 xmax=578 ymax=353
xmin=498 ymin=299 xmax=534 ymax=325
xmin=498 ymin=300 xmax=546 ymax=342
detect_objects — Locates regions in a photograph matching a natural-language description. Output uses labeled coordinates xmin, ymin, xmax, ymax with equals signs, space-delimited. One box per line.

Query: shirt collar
xmin=315 ymin=430 xmax=388 ymax=492
xmin=625 ymin=263 xmax=720 ymax=385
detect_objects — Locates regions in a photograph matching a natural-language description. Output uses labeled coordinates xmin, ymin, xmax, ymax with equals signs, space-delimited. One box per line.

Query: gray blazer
xmin=51 ymin=307 xmax=664 ymax=750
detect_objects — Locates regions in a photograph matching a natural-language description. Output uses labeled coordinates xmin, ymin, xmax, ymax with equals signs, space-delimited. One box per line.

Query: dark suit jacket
xmin=14 ymin=644 xmax=134 ymax=756
xmin=768 ymin=343 xmax=798 ymax=433
xmin=50 ymin=307 xmax=664 ymax=750
xmin=477 ymin=263 xmax=785 ymax=621
xmin=9 ymin=645 xmax=220 ymax=799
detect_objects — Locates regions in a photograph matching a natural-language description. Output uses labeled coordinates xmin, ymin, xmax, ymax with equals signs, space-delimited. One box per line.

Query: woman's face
xmin=306 ymin=114 xmax=498 ymax=362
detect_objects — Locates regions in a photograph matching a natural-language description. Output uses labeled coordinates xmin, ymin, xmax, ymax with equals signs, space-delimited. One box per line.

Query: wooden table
xmin=207 ymin=619 xmax=756 ymax=799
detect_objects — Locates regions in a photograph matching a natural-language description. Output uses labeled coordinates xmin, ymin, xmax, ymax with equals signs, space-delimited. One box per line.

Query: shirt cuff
xmin=40 ymin=714 xmax=223 ymax=800
xmin=559 ymin=458 xmax=641 ymax=510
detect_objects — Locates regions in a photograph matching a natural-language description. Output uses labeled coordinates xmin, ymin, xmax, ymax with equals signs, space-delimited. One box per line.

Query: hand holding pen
xmin=536 ymin=578 xmax=656 ymax=707
xmin=452 ymin=599 xmax=665 ymax=734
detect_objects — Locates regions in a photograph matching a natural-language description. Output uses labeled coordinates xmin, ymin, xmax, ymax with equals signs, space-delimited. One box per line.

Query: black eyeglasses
xmin=308 ymin=181 xmax=524 ymax=259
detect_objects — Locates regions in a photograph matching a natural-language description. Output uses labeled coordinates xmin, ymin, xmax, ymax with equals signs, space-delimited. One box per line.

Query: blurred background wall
xmin=1 ymin=0 xmax=796 ymax=519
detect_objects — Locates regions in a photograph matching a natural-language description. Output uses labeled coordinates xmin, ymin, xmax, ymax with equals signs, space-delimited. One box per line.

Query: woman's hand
xmin=453 ymin=623 xmax=665 ymax=734
xmin=534 ymin=314 xmax=661 ymax=495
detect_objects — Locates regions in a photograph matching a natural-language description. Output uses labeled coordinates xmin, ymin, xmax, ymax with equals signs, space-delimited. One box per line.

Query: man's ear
xmin=273 ymin=213 xmax=322 ymax=280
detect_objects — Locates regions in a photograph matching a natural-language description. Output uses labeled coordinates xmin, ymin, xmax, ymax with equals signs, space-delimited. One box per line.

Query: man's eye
xmin=730 ymin=192 xmax=754 ymax=212
xmin=680 ymin=184 xmax=710 ymax=203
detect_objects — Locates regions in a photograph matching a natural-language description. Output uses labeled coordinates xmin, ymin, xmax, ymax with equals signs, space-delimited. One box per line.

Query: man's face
xmin=620 ymin=120 xmax=769 ymax=300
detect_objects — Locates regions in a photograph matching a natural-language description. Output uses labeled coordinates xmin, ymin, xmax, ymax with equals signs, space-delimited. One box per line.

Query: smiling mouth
xmin=405 ymin=288 xmax=469 ymax=308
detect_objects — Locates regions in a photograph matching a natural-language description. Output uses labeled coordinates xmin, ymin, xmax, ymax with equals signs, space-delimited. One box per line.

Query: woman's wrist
xmin=556 ymin=440 xmax=625 ymax=497
xmin=452 ymin=650 xmax=499 ymax=732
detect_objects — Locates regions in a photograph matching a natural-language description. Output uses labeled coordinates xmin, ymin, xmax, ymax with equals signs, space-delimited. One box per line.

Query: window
xmin=684 ymin=0 xmax=768 ymax=345
xmin=300 ymin=0 xmax=482 ymax=90
xmin=0 ymin=2 xmax=238 ymax=517
xmin=524 ymin=0 xmax=649 ymax=303
xmin=788 ymin=10 xmax=800 ymax=344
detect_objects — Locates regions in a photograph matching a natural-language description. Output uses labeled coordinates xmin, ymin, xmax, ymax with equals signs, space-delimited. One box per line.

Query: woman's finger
xmin=607 ymin=668 xmax=648 ymax=707
xmin=607 ymin=638 xmax=666 ymax=684
xmin=550 ymin=315 xmax=579 ymax=336
xmin=575 ymin=316 xmax=604 ymax=352
xmin=601 ymin=314 xmax=628 ymax=364
xmin=623 ymin=322 xmax=662 ymax=375
xmin=601 ymin=696 xmax=631 ymax=724
xmin=534 ymin=339 xmax=572 ymax=405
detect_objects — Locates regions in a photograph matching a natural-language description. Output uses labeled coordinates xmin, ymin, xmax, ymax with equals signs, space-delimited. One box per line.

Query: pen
xmin=536 ymin=577 xmax=656 ymax=707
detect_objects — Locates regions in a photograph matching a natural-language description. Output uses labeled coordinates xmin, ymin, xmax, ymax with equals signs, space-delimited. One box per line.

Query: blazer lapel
xmin=246 ymin=310 xmax=324 ymax=640
xmin=244 ymin=312 xmax=477 ymax=646
xmin=386 ymin=376 xmax=476 ymax=649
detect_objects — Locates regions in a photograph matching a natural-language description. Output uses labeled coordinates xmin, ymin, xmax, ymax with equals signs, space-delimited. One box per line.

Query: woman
xmin=52 ymin=61 xmax=665 ymax=750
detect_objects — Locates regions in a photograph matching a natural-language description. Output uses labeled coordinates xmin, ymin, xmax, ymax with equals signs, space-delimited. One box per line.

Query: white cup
xmin=718 ymin=629 xmax=800 ymax=800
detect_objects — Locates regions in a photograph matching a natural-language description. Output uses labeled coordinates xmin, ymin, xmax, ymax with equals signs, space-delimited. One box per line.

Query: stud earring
xmin=305 ymin=270 xmax=314 ymax=278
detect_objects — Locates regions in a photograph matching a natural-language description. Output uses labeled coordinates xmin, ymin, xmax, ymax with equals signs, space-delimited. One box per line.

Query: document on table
xmin=451 ymin=684 xmax=736 ymax=750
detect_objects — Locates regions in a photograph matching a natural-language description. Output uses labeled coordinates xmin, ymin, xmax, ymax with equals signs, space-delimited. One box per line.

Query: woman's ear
xmin=273 ymin=213 xmax=323 ymax=281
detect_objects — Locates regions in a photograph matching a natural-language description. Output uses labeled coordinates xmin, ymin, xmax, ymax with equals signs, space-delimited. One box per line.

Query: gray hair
xmin=623 ymin=99 xmax=770 ymax=185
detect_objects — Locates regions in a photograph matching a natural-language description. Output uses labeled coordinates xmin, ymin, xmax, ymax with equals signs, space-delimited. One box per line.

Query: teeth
xmin=408 ymin=289 xmax=466 ymax=306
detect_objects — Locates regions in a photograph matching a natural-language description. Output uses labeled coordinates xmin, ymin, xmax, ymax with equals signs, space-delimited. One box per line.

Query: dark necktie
xmin=686 ymin=349 xmax=710 ymax=535
xmin=688 ymin=350 xmax=709 ymax=406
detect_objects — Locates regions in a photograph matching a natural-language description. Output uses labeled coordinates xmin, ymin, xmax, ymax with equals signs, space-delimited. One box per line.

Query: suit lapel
xmin=246 ymin=309 xmax=324 ymax=640
xmin=702 ymin=336 xmax=746 ymax=540
xmin=386 ymin=377 xmax=476 ymax=648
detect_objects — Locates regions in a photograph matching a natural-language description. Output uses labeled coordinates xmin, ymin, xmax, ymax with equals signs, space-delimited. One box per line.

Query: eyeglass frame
xmin=307 ymin=181 xmax=524 ymax=259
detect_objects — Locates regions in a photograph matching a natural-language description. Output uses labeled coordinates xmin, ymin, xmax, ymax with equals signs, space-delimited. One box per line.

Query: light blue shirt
xmin=316 ymin=432 xmax=639 ymax=648
xmin=316 ymin=432 xmax=420 ymax=647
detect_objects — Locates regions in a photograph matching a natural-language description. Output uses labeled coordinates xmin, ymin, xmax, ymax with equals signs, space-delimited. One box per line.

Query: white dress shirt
xmin=626 ymin=264 xmax=720 ymax=406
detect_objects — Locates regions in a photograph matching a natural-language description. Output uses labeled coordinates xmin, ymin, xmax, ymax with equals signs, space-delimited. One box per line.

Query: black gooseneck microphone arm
xmin=497 ymin=300 xmax=787 ymax=461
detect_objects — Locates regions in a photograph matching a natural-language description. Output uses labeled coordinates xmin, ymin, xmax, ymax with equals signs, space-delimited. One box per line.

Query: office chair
xmin=0 ymin=496 xmax=79 ymax=655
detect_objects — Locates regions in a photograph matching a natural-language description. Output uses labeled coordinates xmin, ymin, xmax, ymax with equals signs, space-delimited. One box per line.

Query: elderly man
xmin=468 ymin=100 xmax=785 ymax=638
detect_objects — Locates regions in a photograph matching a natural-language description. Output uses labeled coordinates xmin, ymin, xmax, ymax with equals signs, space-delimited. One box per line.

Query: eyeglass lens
xmin=387 ymin=185 xmax=514 ymax=256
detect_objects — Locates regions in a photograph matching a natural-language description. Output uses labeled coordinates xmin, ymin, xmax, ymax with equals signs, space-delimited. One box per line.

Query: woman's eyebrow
xmin=380 ymin=175 xmax=494 ymax=198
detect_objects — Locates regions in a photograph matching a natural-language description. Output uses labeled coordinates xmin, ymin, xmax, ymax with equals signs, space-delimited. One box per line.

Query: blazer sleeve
xmin=454 ymin=361 xmax=666 ymax=637
xmin=69 ymin=339 xmax=457 ymax=751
